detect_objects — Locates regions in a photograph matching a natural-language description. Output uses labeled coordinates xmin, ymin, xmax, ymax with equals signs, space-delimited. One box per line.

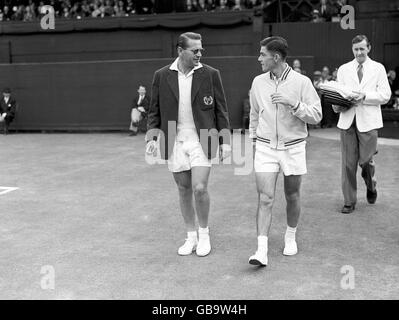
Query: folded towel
xmin=319 ymin=81 xmax=356 ymax=99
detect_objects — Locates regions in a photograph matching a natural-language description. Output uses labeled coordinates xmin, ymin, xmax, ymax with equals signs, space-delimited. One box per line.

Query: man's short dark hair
xmin=177 ymin=32 xmax=202 ymax=49
xmin=260 ymin=36 xmax=289 ymax=59
xmin=352 ymin=35 xmax=370 ymax=47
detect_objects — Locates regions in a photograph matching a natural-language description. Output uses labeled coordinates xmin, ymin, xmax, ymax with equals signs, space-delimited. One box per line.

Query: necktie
xmin=357 ymin=64 xmax=363 ymax=83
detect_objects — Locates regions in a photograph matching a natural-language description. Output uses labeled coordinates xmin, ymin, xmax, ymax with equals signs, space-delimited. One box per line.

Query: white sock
xmin=198 ymin=226 xmax=209 ymax=236
xmin=257 ymin=235 xmax=268 ymax=253
xmin=285 ymin=226 xmax=297 ymax=241
xmin=187 ymin=231 xmax=197 ymax=241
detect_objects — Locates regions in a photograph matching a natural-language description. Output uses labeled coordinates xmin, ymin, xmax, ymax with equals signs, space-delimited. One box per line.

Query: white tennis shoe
xmin=248 ymin=250 xmax=268 ymax=266
xmin=178 ymin=237 xmax=198 ymax=256
xmin=283 ymin=238 xmax=298 ymax=256
xmin=196 ymin=233 xmax=211 ymax=257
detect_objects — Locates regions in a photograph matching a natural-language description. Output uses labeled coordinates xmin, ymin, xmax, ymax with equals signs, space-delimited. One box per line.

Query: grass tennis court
xmin=1 ymin=130 xmax=399 ymax=299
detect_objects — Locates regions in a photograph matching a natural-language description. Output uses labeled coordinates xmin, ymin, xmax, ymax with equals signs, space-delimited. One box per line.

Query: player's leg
xmin=170 ymin=140 xmax=198 ymax=255
xmin=191 ymin=166 xmax=211 ymax=229
xmin=340 ymin=122 xmax=359 ymax=213
xmin=358 ymin=129 xmax=378 ymax=204
xmin=283 ymin=174 xmax=302 ymax=256
xmin=248 ymin=171 xmax=279 ymax=266
xmin=187 ymin=141 xmax=212 ymax=257
xmin=173 ymin=170 xmax=198 ymax=255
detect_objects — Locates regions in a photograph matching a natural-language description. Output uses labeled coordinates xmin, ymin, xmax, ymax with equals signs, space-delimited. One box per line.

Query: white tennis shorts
xmin=168 ymin=140 xmax=211 ymax=172
xmin=254 ymin=142 xmax=307 ymax=176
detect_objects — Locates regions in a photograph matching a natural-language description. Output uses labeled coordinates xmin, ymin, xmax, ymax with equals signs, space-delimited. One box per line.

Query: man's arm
xmin=146 ymin=71 xmax=161 ymax=142
xmin=212 ymin=69 xmax=231 ymax=146
xmin=291 ymin=78 xmax=322 ymax=124
xmin=249 ymin=84 xmax=259 ymax=145
xmin=361 ymin=64 xmax=391 ymax=106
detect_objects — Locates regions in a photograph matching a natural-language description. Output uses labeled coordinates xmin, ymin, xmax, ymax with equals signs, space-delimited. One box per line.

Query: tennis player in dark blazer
xmin=146 ymin=32 xmax=231 ymax=257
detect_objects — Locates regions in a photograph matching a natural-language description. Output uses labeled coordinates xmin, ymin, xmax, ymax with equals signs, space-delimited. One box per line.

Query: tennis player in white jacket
xmin=248 ymin=36 xmax=322 ymax=266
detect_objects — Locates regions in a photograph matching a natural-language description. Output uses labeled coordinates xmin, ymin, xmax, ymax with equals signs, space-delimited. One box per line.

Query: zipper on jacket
xmin=274 ymin=79 xmax=280 ymax=149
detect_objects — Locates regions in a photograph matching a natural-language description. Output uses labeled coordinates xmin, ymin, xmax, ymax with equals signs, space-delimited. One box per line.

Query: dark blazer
xmin=0 ymin=96 xmax=17 ymax=120
xmin=147 ymin=63 xmax=231 ymax=160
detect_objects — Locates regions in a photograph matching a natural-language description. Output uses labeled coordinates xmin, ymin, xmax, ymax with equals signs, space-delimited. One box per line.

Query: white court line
xmin=0 ymin=187 xmax=19 ymax=196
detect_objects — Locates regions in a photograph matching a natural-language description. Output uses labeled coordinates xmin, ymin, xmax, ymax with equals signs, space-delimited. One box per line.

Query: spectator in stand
xmin=27 ymin=0 xmax=37 ymax=18
xmin=331 ymin=68 xmax=338 ymax=81
xmin=321 ymin=66 xmax=331 ymax=82
xmin=2 ymin=5 xmax=11 ymax=21
xmin=13 ymin=5 xmax=25 ymax=21
xmin=136 ymin=0 xmax=154 ymax=14
xmin=92 ymin=2 xmax=102 ymax=17
xmin=319 ymin=66 xmax=337 ymax=127
xmin=126 ymin=0 xmax=136 ymax=14
xmin=130 ymin=85 xmax=150 ymax=136
xmin=23 ymin=4 xmax=36 ymax=21
xmin=334 ymin=0 xmax=347 ymax=12
xmin=215 ymin=0 xmax=234 ymax=11
xmin=292 ymin=59 xmax=302 ymax=72
xmin=103 ymin=0 xmax=114 ymax=16
xmin=196 ymin=0 xmax=213 ymax=11
xmin=186 ymin=0 xmax=198 ymax=12
xmin=292 ymin=59 xmax=301 ymax=69
xmin=81 ymin=0 xmax=92 ymax=17
xmin=232 ymin=0 xmax=243 ymax=10
xmin=385 ymin=70 xmax=398 ymax=108
xmin=316 ymin=0 xmax=338 ymax=22
xmin=0 ymin=88 xmax=17 ymax=135
xmin=245 ymin=0 xmax=261 ymax=9
xmin=215 ymin=0 xmax=229 ymax=11
xmin=313 ymin=70 xmax=322 ymax=88
xmin=70 ymin=2 xmax=83 ymax=19
xmin=292 ymin=59 xmax=308 ymax=76
xmin=62 ymin=5 xmax=71 ymax=18
xmin=311 ymin=9 xmax=323 ymax=23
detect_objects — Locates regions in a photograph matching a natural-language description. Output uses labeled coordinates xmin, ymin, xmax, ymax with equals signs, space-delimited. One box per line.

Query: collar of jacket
xmin=269 ymin=64 xmax=292 ymax=81
xmin=167 ymin=59 xmax=207 ymax=104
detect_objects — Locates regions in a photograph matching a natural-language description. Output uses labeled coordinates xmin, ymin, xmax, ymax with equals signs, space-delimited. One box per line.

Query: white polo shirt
xmin=170 ymin=58 xmax=203 ymax=142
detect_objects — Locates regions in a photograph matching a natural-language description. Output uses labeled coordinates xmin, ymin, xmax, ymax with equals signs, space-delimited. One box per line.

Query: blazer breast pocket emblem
xmin=203 ymin=96 xmax=213 ymax=106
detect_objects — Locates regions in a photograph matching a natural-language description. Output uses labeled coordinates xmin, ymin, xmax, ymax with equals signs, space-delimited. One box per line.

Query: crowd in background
xmin=0 ymin=0 xmax=270 ymax=21
xmin=0 ymin=0 xmax=351 ymax=22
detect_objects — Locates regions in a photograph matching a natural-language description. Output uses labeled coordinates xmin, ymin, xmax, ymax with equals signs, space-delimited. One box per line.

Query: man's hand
xmin=219 ymin=144 xmax=231 ymax=162
xmin=138 ymin=107 xmax=145 ymax=113
xmin=332 ymin=105 xmax=347 ymax=113
xmin=351 ymin=91 xmax=366 ymax=104
xmin=271 ymin=93 xmax=297 ymax=109
xmin=146 ymin=140 xmax=157 ymax=157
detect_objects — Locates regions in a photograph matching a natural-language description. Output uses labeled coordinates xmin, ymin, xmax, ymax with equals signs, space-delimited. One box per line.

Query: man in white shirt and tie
xmin=333 ymin=35 xmax=391 ymax=214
